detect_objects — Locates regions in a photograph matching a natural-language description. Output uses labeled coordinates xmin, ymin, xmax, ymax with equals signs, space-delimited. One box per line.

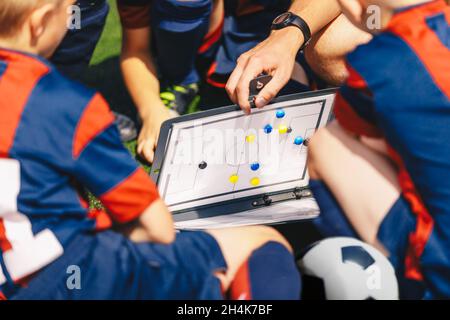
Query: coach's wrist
xmin=270 ymin=26 xmax=305 ymax=55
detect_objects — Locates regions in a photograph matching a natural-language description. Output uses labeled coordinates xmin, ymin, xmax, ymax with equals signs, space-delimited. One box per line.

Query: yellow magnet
xmin=250 ymin=177 xmax=260 ymax=186
xmin=229 ymin=174 xmax=239 ymax=184
xmin=278 ymin=125 xmax=288 ymax=134
xmin=246 ymin=134 xmax=256 ymax=143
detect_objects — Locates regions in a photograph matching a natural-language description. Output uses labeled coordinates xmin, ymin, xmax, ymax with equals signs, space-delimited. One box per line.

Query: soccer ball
xmin=298 ymin=237 xmax=399 ymax=300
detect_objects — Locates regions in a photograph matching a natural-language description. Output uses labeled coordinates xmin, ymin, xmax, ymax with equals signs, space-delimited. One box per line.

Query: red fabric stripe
xmin=236 ymin=1 xmax=264 ymax=16
xmin=388 ymin=0 xmax=450 ymax=99
xmin=0 ymin=291 xmax=6 ymax=300
xmin=388 ymin=148 xmax=434 ymax=281
xmin=0 ymin=218 xmax=12 ymax=252
xmin=87 ymin=209 xmax=113 ymax=230
xmin=79 ymin=194 xmax=113 ymax=230
xmin=0 ymin=50 xmax=49 ymax=156
xmin=346 ymin=64 xmax=369 ymax=89
xmin=73 ymin=94 xmax=115 ymax=158
xmin=198 ymin=17 xmax=224 ymax=54
xmin=229 ymin=260 xmax=252 ymax=300
xmin=334 ymin=91 xmax=383 ymax=138
xmin=117 ymin=3 xmax=151 ymax=29
xmin=206 ymin=62 xmax=227 ymax=88
xmin=78 ymin=194 xmax=89 ymax=209
xmin=99 ymin=168 xmax=159 ymax=224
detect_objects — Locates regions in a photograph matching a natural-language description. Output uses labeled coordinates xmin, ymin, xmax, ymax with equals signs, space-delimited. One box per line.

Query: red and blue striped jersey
xmin=334 ymin=0 xmax=450 ymax=297
xmin=0 ymin=49 xmax=159 ymax=288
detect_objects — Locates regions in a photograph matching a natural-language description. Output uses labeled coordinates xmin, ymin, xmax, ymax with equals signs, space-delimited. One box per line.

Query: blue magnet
xmin=294 ymin=136 xmax=304 ymax=145
xmin=276 ymin=109 xmax=286 ymax=119
xmin=264 ymin=124 xmax=273 ymax=134
xmin=250 ymin=163 xmax=260 ymax=171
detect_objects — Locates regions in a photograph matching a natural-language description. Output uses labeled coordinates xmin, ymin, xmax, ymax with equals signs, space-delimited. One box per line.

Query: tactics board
xmin=151 ymin=90 xmax=336 ymax=223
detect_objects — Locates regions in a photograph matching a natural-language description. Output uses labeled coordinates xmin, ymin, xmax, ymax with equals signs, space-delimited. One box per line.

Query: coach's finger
xmin=226 ymin=53 xmax=250 ymax=104
xmin=254 ymin=69 xmax=290 ymax=108
xmin=235 ymin=58 xmax=265 ymax=114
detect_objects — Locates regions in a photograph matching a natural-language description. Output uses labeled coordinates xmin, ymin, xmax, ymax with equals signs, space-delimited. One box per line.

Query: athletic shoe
xmin=113 ymin=112 xmax=138 ymax=142
xmin=160 ymin=83 xmax=199 ymax=115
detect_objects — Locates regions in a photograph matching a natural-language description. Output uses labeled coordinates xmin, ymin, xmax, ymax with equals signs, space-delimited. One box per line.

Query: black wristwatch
xmin=271 ymin=12 xmax=312 ymax=51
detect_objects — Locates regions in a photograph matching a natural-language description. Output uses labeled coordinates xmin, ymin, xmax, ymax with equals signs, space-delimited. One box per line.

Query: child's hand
xmin=137 ymin=105 xmax=175 ymax=163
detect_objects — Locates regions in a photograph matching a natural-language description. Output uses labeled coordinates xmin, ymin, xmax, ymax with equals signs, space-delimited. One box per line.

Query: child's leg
xmin=151 ymin=0 xmax=213 ymax=86
xmin=307 ymin=121 xmax=401 ymax=246
xmin=207 ymin=226 xmax=301 ymax=300
xmin=308 ymin=179 xmax=359 ymax=238
xmin=5 ymin=228 xmax=299 ymax=300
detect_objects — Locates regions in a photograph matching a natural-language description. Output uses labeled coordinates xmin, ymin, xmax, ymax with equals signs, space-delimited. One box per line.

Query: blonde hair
xmin=0 ymin=0 xmax=62 ymax=37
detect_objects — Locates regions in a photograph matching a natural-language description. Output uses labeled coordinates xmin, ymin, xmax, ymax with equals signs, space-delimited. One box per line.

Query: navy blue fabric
xmin=340 ymin=85 xmax=377 ymax=126
xmin=51 ymin=0 xmax=109 ymax=79
xmin=73 ymin=125 xmax=139 ymax=196
xmin=8 ymin=231 xmax=226 ymax=300
xmin=152 ymin=0 xmax=212 ymax=32
xmin=346 ymin=14 xmax=450 ymax=298
xmin=309 ymin=179 xmax=359 ymax=238
xmin=376 ymin=196 xmax=426 ymax=299
xmin=0 ymin=61 xmax=7 ymax=78
xmin=150 ymin=0 xmax=289 ymax=85
xmin=152 ymin=0 xmax=212 ymax=85
xmin=247 ymin=242 xmax=301 ymax=300
xmin=377 ymin=196 xmax=416 ymax=272
xmin=426 ymin=13 xmax=450 ymax=50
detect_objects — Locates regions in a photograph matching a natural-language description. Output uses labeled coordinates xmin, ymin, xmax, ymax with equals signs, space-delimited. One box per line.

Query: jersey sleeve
xmin=117 ymin=0 xmax=152 ymax=29
xmin=334 ymin=63 xmax=383 ymax=138
xmin=72 ymin=94 xmax=159 ymax=224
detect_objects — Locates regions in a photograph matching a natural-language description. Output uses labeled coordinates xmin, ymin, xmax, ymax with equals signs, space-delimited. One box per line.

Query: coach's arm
xmin=226 ymin=0 xmax=371 ymax=113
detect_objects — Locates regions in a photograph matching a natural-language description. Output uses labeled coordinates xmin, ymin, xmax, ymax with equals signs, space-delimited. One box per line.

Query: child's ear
xmin=338 ymin=0 xmax=364 ymax=26
xmin=28 ymin=3 xmax=57 ymax=40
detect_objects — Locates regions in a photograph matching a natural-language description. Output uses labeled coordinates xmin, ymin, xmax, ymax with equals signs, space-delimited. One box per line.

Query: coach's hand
xmin=137 ymin=105 xmax=173 ymax=163
xmin=226 ymin=28 xmax=305 ymax=114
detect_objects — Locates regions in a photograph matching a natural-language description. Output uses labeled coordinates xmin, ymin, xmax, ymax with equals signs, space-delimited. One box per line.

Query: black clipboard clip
xmin=249 ymin=74 xmax=273 ymax=108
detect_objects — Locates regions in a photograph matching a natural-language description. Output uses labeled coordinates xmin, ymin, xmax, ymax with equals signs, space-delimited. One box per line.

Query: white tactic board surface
xmin=157 ymin=91 xmax=336 ymax=214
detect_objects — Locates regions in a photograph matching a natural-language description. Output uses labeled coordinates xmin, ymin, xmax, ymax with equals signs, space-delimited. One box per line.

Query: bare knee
xmin=307 ymin=127 xmax=330 ymax=178
xmin=208 ymin=226 xmax=291 ymax=253
xmin=305 ymin=43 xmax=349 ymax=86
xmin=207 ymin=226 xmax=292 ymax=289
xmin=250 ymin=226 xmax=292 ymax=251
xmin=305 ymin=15 xmax=372 ymax=86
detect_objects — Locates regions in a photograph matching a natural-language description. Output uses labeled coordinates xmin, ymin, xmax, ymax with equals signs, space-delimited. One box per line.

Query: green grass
xmin=90 ymin=0 xmax=122 ymax=66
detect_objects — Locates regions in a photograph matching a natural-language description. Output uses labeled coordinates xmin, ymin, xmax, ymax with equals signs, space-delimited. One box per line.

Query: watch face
xmin=273 ymin=12 xmax=292 ymax=25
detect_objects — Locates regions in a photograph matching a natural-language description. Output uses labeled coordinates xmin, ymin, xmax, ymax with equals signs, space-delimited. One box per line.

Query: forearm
xmin=290 ymin=0 xmax=341 ymax=35
xmin=120 ymin=42 xmax=165 ymax=119
xmin=276 ymin=0 xmax=342 ymax=52
xmin=125 ymin=199 xmax=176 ymax=244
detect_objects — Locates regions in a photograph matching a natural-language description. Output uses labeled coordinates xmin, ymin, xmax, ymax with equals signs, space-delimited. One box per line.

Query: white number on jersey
xmin=0 ymin=159 xmax=63 ymax=285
